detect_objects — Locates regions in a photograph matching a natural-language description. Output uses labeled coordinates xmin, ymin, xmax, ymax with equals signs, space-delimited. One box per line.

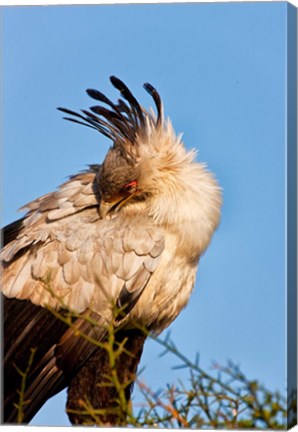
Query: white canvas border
xmin=1 ymin=1 xmax=297 ymax=432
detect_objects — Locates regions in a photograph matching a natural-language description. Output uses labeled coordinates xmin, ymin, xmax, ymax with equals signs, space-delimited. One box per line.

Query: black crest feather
xmin=58 ymin=76 xmax=163 ymax=148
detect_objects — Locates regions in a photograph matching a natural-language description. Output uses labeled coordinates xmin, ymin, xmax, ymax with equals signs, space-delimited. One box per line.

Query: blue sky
xmin=2 ymin=2 xmax=290 ymax=426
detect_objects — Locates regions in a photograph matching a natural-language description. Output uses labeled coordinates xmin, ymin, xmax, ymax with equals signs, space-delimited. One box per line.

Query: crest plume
xmin=58 ymin=76 xmax=163 ymax=148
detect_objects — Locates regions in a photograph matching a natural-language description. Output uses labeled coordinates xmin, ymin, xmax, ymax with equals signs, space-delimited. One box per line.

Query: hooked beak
xmin=99 ymin=200 xmax=115 ymax=219
xmin=99 ymin=194 xmax=135 ymax=219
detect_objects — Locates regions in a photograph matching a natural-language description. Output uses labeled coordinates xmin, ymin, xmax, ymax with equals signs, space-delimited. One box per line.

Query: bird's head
xmin=58 ymin=76 xmax=221 ymax=239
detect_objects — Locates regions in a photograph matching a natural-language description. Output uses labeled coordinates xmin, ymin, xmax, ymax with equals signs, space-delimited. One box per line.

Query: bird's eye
xmin=123 ymin=180 xmax=138 ymax=190
xmin=119 ymin=180 xmax=138 ymax=195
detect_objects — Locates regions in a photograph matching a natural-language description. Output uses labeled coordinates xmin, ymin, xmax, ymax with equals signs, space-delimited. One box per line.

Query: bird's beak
xmin=99 ymin=200 xmax=117 ymax=219
xmin=99 ymin=194 xmax=134 ymax=219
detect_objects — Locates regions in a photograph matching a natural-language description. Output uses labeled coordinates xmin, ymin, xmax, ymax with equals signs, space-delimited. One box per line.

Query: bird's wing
xmin=1 ymin=167 xmax=165 ymax=313
xmin=3 ymin=295 xmax=70 ymax=422
xmin=1 ymin=167 xmax=165 ymax=423
xmin=3 ymin=294 xmax=112 ymax=423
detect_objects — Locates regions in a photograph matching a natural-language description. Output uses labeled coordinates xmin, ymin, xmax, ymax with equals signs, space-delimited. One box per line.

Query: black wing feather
xmin=1 ymin=218 xmax=25 ymax=247
xmin=2 ymin=295 xmax=108 ymax=424
xmin=3 ymin=296 xmax=69 ymax=423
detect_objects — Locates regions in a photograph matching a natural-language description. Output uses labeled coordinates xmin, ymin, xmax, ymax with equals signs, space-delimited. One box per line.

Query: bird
xmin=1 ymin=76 xmax=222 ymax=425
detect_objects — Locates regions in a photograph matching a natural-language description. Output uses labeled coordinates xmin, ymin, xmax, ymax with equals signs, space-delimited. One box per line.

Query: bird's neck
xmin=150 ymin=160 xmax=221 ymax=261
xmin=126 ymin=124 xmax=222 ymax=261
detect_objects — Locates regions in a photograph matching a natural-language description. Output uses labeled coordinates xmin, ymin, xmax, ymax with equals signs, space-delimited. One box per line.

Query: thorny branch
xmin=12 ymin=280 xmax=293 ymax=428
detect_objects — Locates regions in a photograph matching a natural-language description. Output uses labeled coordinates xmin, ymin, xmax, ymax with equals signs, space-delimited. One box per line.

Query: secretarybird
xmin=1 ymin=76 xmax=222 ymax=425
